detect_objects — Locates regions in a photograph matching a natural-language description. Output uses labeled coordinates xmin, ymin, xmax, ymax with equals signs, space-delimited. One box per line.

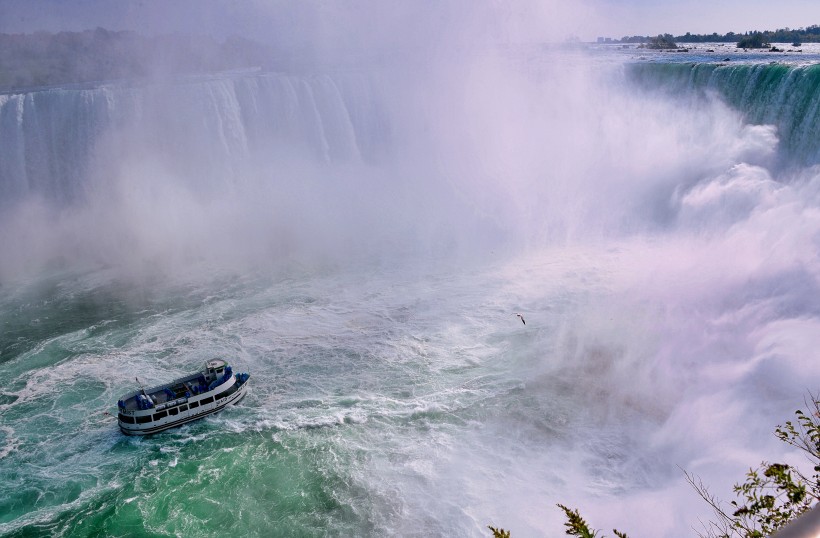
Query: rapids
xmin=1 ymin=44 xmax=819 ymax=536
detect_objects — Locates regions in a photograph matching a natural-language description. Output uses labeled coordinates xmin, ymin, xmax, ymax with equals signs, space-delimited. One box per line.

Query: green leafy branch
xmin=686 ymin=392 xmax=820 ymax=538
xmin=488 ymin=392 xmax=819 ymax=537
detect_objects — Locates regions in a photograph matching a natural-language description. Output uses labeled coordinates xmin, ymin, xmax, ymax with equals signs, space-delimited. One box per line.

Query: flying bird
xmin=516 ymin=313 xmax=525 ymax=325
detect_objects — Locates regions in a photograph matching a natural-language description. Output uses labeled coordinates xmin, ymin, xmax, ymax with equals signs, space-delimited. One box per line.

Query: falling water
xmin=1 ymin=43 xmax=820 ymax=536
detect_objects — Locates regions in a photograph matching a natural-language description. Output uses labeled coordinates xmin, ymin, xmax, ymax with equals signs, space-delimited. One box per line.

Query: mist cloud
xmin=1 ymin=4 xmax=819 ymax=536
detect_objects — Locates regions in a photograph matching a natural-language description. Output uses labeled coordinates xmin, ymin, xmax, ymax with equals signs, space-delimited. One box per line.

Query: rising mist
xmin=1 ymin=2 xmax=819 ymax=536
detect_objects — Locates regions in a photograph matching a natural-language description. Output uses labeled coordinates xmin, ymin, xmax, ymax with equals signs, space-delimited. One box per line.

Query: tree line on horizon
xmin=2 ymin=24 xmax=818 ymax=92
xmin=616 ymin=25 xmax=820 ymax=45
xmin=0 ymin=27 xmax=278 ymax=91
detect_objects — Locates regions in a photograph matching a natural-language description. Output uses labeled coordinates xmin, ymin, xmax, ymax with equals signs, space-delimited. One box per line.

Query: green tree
xmin=646 ymin=34 xmax=678 ymax=49
xmin=737 ymin=33 xmax=769 ymax=48
xmin=556 ymin=504 xmax=629 ymax=537
xmin=489 ymin=393 xmax=819 ymax=537
xmin=488 ymin=526 xmax=511 ymax=538
xmin=687 ymin=393 xmax=820 ymax=537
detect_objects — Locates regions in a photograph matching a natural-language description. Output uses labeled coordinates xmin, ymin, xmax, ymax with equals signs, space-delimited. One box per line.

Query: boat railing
xmin=118 ymin=372 xmax=203 ymax=401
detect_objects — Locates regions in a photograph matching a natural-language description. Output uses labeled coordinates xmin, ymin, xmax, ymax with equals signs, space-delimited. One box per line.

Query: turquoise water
xmin=3 ymin=43 xmax=820 ymax=537
xmin=625 ymin=57 xmax=820 ymax=165
xmin=0 ymin=263 xmax=577 ymax=536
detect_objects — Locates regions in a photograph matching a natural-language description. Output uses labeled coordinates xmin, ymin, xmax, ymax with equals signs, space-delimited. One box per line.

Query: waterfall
xmin=626 ymin=62 xmax=820 ymax=166
xmin=0 ymin=71 xmax=388 ymax=207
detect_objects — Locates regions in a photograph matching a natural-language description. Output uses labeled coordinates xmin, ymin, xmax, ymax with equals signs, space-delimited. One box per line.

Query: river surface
xmin=1 ymin=43 xmax=819 ymax=536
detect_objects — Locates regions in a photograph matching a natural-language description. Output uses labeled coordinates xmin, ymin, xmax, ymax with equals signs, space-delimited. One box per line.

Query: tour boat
xmin=117 ymin=359 xmax=250 ymax=435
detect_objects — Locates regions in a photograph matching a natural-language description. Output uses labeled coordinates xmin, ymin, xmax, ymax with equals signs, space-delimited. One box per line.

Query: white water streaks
xmin=3 ymin=49 xmax=812 ymax=284
xmin=0 ymin=230 xmax=819 ymax=535
xmin=0 ymin=73 xmax=381 ymax=202
xmin=1 ymin=41 xmax=820 ymax=535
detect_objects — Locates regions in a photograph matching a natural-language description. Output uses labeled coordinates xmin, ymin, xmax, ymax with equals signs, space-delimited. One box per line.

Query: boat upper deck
xmin=119 ymin=360 xmax=234 ymax=412
xmin=120 ymin=373 xmax=200 ymax=410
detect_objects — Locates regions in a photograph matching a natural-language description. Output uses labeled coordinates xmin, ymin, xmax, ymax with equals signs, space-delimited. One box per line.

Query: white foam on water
xmin=2 ymin=29 xmax=820 ymax=535
xmin=0 ymin=477 xmax=124 ymax=536
xmin=0 ymin=426 xmax=18 ymax=459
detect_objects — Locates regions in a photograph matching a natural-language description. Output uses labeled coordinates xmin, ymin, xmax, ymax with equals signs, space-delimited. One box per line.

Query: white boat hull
xmin=118 ymin=367 xmax=250 ymax=436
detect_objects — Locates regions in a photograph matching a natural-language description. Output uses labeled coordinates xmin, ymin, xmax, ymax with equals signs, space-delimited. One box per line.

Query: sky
xmin=0 ymin=0 xmax=818 ymax=43
xmin=587 ymin=0 xmax=820 ymax=38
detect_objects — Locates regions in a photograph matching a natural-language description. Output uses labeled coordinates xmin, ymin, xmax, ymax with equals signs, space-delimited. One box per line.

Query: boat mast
xmin=136 ymin=377 xmax=148 ymax=397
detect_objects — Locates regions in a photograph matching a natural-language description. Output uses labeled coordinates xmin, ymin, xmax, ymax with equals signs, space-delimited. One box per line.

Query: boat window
xmin=201 ymin=396 xmax=215 ymax=405
xmin=179 ymin=405 xmax=188 ymax=412
xmin=168 ymin=407 xmax=179 ymax=416
xmin=154 ymin=410 xmax=168 ymax=420
xmin=189 ymin=401 xmax=200 ymax=409
xmin=136 ymin=415 xmax=152 ymax=424
xmin=118 ymin=414 xmax=136 ymax=424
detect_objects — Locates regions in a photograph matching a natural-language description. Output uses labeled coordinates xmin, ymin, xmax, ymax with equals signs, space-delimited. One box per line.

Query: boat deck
xmin=121 ymin=372 xmax=208 ymax=411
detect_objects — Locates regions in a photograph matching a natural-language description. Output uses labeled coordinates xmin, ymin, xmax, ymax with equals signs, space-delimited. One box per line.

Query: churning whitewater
xmin=2 ymin=43 xmax=820 ymax=537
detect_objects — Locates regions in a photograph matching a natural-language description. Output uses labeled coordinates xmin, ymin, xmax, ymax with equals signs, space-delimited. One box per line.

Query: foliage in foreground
xmin=556 ymin=504 xmax=628 ymax=538
xmin=687 ymin=394 xmax=820 ymax=537
xmin=489 ymin=393 xmax=819 ymax=537
xmin=487 ymin=526 xmax=511 ymax=538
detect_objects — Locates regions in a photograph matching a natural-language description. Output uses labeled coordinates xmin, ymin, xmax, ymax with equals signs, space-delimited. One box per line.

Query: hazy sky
xmin=587 ymin=0 xmax=820 ymax=38
xmin=0 ymin=0 xmax=818 ymax=42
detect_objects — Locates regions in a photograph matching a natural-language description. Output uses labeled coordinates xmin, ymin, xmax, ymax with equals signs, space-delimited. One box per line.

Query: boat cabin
xmin=205 ymin=359 xmax=228 ymax=384
xmin=117 ymin=358 xmax=250 ymax=435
